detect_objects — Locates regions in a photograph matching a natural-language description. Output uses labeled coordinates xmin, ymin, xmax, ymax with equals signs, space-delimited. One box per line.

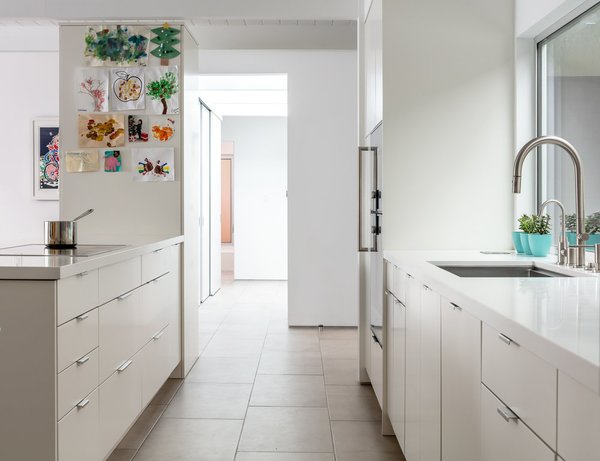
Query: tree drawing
xmin=150 ymin=24 xmax=181 ymax=65
xmin=146 ymin=72 xmax=179 ymax=115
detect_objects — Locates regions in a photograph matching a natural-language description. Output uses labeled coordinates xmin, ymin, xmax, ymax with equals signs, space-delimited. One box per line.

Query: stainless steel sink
xmin=434 ymin=265 xmax=570 ymax=278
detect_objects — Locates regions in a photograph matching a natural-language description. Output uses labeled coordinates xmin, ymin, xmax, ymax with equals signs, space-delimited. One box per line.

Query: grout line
xmin=319 ymin=327 xmax=338 ymax=461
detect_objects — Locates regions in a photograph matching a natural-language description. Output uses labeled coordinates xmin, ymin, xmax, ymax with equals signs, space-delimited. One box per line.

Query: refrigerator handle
xmin=358 ymin=146 xmax=378 ymax=252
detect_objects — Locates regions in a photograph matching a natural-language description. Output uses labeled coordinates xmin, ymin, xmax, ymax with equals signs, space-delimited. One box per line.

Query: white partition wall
xmin=210 ymin=112 xmax=222 ymax=294
xmin=199 ymin=103 xmax=211 ymax=302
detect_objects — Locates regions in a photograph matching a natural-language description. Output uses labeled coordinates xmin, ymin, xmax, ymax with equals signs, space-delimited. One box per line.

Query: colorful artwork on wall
xmin=132 ymin=147 xmax=174 ymax=182
xmin=150 ymin=24 xmax=180 ymax=65
xmin=76 ymin=68 xmax=109 ymax=112
xmin=150 ymin=116 xmax=176 ymax=142
xmin=128 ymin=115 xmax=148 ymax=142
xmin=33 ymin=119 xmax=59 ymax=200
xmin=78 ymin=114 xmax=125 ymax=147
xmin=104 ymin=150 xmax=122 ymax=172
xmin=84 ymin=25 xmax=149 ymax=67
xmin=65 ymin=149 xmax=100 ymax=173
xmin=110 ymin=68 xmax=145 ymax=111
xmin=145 ymin=66 xmax=179 ymax=114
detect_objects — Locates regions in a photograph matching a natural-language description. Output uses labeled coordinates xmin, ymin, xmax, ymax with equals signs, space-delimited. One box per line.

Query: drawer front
xmin=386 ymin=261 xmax=394 ymax=294
xmin=370 ymin=335 xmax=383 ymax=408
xmin=58 ymin=388 xmax=99 ymax=461
xmin=142 ymin=245 xmax=178 ymax=284
xmin=57 ymin=269 xmax=99 ymax=325
xmin=57 ymin=308 xmax=99 ymax=372
xmin=141 ymin=324 xmax=179 ymax=407
xmin=393 ymin=266 xmax=406 ymax=305
xmin=557 ymin=371 xmax=600 ymax=461
xmin=99 ymin=257 xmax=141 ymax=305
xmin=99 ymin=353 xmax=142 ymax=459
xmin=99 ymin=288 xmax=143 ymax=383
xmin=482 ymin=323 xmax=557 ymax=446
xmin=58 ymin=348 xmax=99 ymax=420
xmin=141 ymin=274 xmax=170 ymax=343
xmin=481 ymin=385 xmax=555 ymax=461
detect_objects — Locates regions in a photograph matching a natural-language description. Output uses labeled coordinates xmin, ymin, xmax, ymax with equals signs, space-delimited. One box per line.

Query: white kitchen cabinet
xmin=98 ymin=257 xmax=142 ymax=305
xmin=141 ymin=324 xmax=179 ymax=408
xmin=364 ymin=0 xmax=382 ymax=135
xmin=557 ymin=371 xmax=600 ymax=461
xmin=371 ymin=332 xmax=384 ymax=408
xmin=57 ymin=307 xmax=99 ymax=372
xmin=481 ymin=384 xmax=555 ymax=461
xmin=404 ymin=274 xmax=421 ymax=460
xmin=57 ymin=269 xmax=99 ymax=325
xmin=387 ymin=291 xmax=406 ymax=451
xmin=58 ymin=388 xmax=99 ymax=461
xmin=58 ymin=348 xmax=99 ymax=420
xmin=441 ymin=299 xmax=481 ymax=461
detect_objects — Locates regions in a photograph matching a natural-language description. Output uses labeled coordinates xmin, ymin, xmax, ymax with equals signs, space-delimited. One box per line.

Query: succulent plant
xmin=518 ymin=214 xmax=536 ymax=233
xmin=532 ymin=214 xmax=551 ymax=235
xmin=565 ymin=212 xmax=600 ymax=234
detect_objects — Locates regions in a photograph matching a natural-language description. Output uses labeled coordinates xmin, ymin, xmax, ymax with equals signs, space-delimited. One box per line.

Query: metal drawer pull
xmin=450 ymin=302 xmax=462 ymax=311
xmin=153 ymin=249 xmax=162 ymax=254
xmin=407 ymin=273 xmax=413 ymax=279
xmin=76 ymin=313 xmax=89 ymax=321
xmin=76 ymin=398 xmax=90 ymax=409
xmin=76 ymin=355 xmax=90 ymax=365
xmin=498 ymin=333 xmax=517 ymax=346
xmin=117 ymin=291 xmax=133 ymax=301
xmin=117 ymin=359 xmax=133 ymax=372
xmin=423 ymin=285 xmax=431 ymax=291
xmin=153 ymin=331 xmax=165 ymax=340
xmin=76 ymin=271 xmax=89 ymax=278
xmin=497 ymin=406 xmax=518 ymax=422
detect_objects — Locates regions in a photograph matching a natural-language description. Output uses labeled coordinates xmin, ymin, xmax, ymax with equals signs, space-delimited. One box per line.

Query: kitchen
xmin=0 ymin=0 xmax=599 ymax=460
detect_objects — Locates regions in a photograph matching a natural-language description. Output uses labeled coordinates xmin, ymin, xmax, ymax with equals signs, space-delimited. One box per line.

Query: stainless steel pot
xmin=44 ymin=209 xmax=94 ymax=248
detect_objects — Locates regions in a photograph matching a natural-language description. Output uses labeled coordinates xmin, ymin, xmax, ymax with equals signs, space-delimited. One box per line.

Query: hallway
xmin=108 ymin=279 xmax=403 ymax=460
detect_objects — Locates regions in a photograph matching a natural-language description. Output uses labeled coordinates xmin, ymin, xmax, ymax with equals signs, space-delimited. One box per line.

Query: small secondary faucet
xmin=538 ymin=199 xmax=567 ymax=265
xmin=513 ymin=136 xmax=587 ymax=267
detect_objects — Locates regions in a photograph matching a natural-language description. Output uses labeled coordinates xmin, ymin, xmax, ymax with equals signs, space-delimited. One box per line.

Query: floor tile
xmin=202 ymin=336 xmax=264 ymax=358
xmin=259 ymin=350 xmax=323 ymax=375
xmin=186 ymin=356 xmax=260 ymax=384
xmin=326 ymin=385 xmax=381 ymax=421
xmin=263 ymin=334 xmax=320 ymax=352
xmin=250 ymin=374 xmax=327 ymax=407
xmin=133 ymin=418 xmax=243 ymax=461
xmin=335 ymin=453 xmax=405 ymax=461
xmin=163 ymin=382 xmax=252 ymax=419
xmin=319 ymin=327 xmax=358 ymax=340
xmin=118 ymin=405 xmax=165 ymax=449
xmin=238 ymin=407 xmax=333 ymax=453
xmin=107 ymin=449 xmax=136 ymax=461
xmin=150 ymin=378 xmax=183 ymax=406
xmin=235 ymin=454 xmax=335 ymax=461
xmin=319 ymin=339 xmax=358 ymax=359
xmin=323 ymin=359 xmax=359 ymax=385
xmin=331 ymin=421 xmax=402 ymax=454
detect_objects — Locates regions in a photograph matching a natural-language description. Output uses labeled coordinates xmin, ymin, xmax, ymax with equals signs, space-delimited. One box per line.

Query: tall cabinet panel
xmin=388 ymin=291 xmax=406 ymax=451
xmin=364 ymin=0 xmax=383 ymax=136
xmin=404 ymin=275 xmax=421 ymax=460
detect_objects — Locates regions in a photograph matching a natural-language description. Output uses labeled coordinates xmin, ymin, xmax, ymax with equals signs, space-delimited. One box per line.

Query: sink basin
xmin=434 ymin=265 xmax=570 ymax=278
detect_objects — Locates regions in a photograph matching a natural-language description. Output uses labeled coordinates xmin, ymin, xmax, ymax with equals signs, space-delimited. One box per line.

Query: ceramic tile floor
xmin=108 ymin=278 xmax=404 ymax=461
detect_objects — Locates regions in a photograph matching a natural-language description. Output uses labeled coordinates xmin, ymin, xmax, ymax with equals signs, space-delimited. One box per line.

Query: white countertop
xmin=384 ymin=250 xmax=600 ymax=394
xmin=0 ymin=236 xmax=183 ymax=280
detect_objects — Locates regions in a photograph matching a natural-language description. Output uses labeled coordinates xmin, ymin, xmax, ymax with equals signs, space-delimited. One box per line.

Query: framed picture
xmin=33 ymin=118 xmax=60 ymax=200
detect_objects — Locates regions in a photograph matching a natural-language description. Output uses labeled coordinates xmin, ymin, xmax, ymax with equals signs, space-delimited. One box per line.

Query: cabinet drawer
xmin=386 ymin=261 xmax=393 ymax=294
xmin=393 ymin=266 xmax=406 ymax=305
xmin=58 ymin=388 xmax=99 ymax=461
xmin=57 ymin=269 xmax=99 ymax=325
xmin=482 ymin=323 xmax=557 ymax=446
xmin=57 ymin=308 xmax=99 ymax=372
xmin=142 ymin=245 xmax=177 ymax=284
xmin=141 ymin=274 xmax=170 ymax=343
xmin=99 ymin=288 xmax=143 ymax=383
xmin=481 ymin=384 xmax=554 ymax=461
xmin=99 ymin=352 xmax=142 ymax=459
xmin=58 ymin=348 xmax=99 ymax=420
xmin=99 ymin=257 xmax=141 ymax=305
xmin=141 ymin=324 xmax=179 ymax=407
xmin=370 ymin=335 xmax=383 ymax=408
xmin=557 ymin=371 xmax=600 ymax=461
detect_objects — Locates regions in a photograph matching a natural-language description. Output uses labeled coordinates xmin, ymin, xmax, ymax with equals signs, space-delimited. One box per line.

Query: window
xmin=538 ymin=4 xmax=600 ymax=242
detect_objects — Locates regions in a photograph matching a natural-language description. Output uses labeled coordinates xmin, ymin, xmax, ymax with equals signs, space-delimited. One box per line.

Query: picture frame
xmin=33 ymin=118 xmax=60 ymax=200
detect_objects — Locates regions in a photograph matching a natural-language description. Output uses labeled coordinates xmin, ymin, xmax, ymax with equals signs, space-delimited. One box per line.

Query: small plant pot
xmin=567 ymin=232 xmax=577 ymax=246
xmin=567 ymin=232 xmax=600 ymax=251
xmin=528 ymin=234 xmax=552 ymax=257
xmin=512 ymin=231 xmax=525 ymax=254
xmin=519 ymin=232 xmax=532 ymax=255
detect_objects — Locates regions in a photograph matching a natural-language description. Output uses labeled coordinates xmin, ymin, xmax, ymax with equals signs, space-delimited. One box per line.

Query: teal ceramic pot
xmin=567 ymin=232 xmax=576 ymax=246
xmin=528 ymin=234 xmax=552 ymax=257
xmin=519 ymin=232 xmax=532 ymax=255
xmin=512 ymin=231 xmax=525 ymax=254
xmin=567 ymin=232 xmax=600 ymax=251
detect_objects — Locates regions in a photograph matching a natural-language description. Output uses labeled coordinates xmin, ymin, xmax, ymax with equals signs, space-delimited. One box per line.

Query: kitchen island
xmin=0 ymin=236 xmax=183 ymax=461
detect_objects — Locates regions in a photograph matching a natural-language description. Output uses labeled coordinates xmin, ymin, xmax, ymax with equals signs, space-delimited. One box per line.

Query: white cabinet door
xmin=388 ymin=293 xmax=406 ymax=451
xmin=441 ymin=299 xmax=481 ymax=461
xmin=481 ymin=384 xmax=555 ymax=461
xmin=364 ymin=0 xmax=382 ymax=135
xmin=420 ymin=284 xmax=441 ymax=461
xmin=371 ymin=334 xmax=384 ymax=408
xmin=404 ymin=274 xmax=421 ymax=460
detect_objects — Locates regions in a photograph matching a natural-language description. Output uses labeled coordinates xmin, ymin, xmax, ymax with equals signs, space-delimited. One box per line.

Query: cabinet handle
xmin=117 ymin=359 xmax=133 ymax=372
xmin=153 ymin=330 xmax=165 ymax=340
xmin=450 ymin=302 xmax=462 ymax=311
xmin=76 ymin=313 xmax=89 ymax=321
xmin=76 ymin=398 xmax=90 ymax=409
xmin=497 ymin=406 xmax=518 ymax=422
xmin=407 ymin=273 xmax=413 ymax=279
xmin=117 ymin=291 xmax=133 ymax=301
xmin=76 ymin=355 xmax=90 ymax=365
xmin=498 ymin=333 xmax=518 ymax=346
xmin=76 ymin=271 xmax=89 ymax=278
xmin=423 ymin=285 xmax=431 ymax=291
xmin=153 ymin=249 xmax=162 ymax=254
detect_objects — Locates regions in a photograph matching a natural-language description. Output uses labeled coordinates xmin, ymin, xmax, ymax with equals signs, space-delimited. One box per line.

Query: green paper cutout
xmin=150 ymin=26 xmax=181 ymax=62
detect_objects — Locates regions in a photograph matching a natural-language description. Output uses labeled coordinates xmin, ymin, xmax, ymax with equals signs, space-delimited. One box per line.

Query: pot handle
xmin=72 ymin=209 xmax=94 ymax=222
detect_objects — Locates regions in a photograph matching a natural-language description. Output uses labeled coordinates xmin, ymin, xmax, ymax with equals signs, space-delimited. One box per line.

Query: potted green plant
xmin=566 ymin=212 xmax=600 ymax=251
xmin=516 ymin=214 xmax=535 ymax=255
xmin=528 ymin=214 xmax=552 ymax=257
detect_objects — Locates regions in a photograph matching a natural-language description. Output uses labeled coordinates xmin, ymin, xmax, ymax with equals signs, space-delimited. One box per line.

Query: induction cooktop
xmin=0 ymin=244 xmax=128 ymax=257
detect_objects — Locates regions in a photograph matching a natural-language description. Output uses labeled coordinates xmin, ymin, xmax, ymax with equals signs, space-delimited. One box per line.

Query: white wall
xmin=198 ymin=50 xmax=358 ymax=326
xmin=0 ymin=51 xmax=59 ymax=245
xmin=381 ymin=0 xmax=515 ymax=251
xmin=222 ymin=116 xmax=287 ymax=280
xmin=516 ymin=0 xmax=599 ymax=37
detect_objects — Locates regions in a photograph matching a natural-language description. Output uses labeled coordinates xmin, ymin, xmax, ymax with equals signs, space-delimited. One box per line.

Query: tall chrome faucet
xmin=512 ymin=136 xmax=587 ymax=267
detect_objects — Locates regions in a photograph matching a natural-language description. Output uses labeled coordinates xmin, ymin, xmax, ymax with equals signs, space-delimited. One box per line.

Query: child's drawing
xmin=78 ymin=114 xmax=125 ymax=148
xmin=128 ymin=115 xmax=148 ymax=142
xmin=150 ymin=116 xmax=176 ymax=142
xmin=65 ymin=150 xmax=100 ymax=173
xmin=145 ymin=66 xmax=179 ymax=114
xmin=77 ymin=68 xmax=108 ymax=112
xmin=150 ymin=24 xmax=181 ymax=65
xmin=104 ymin=150 xmax=122 ymax=172
xmin=110 ymin=68 xmax=145 ymax=111
xmin=132 ymin=147 xmax=174 ymax=182
xmin=84 ymin=25 xmax=149 ymax=67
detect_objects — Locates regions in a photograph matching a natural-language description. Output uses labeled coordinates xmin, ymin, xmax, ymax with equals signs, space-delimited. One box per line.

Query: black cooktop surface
xmin=0 ymin=244 xmax=128 ymax=257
